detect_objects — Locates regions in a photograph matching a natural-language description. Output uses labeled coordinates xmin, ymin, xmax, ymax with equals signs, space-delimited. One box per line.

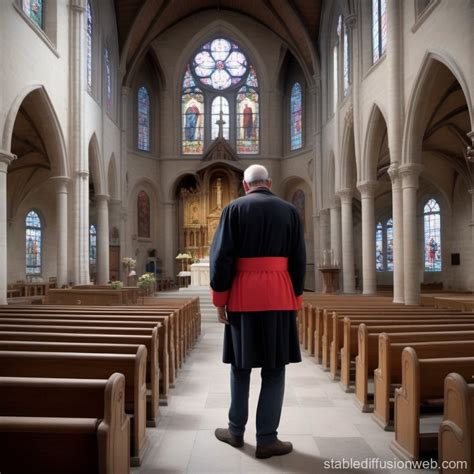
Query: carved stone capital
xmin=399 ymin=163 xmax=423 ymax=189
xmin=337 ymin=188 xmax=354 ymax=204
xmin=357 ymin=181 xmax=378 ymax=198
xmin=0 ymin=150 xmax=17 ymax=172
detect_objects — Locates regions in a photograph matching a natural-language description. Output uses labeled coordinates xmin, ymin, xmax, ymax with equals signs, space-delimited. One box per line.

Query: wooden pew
xmin=356 ymin=326 xmax=474 ymax=414
xmin=0 ymin=339 xmax=160 ymax=426
xmin=0 ymin=348 xmax=148 ymax=465
xmin=45 ymin=289 xmax=127 ymax=305
xmin=0 ymin=373 xmax=129 ymax=474
xmin=390 ymin=348 xmax=474 ymax=461
xmin=73 ymin=285 xmax=139 ymax=304
xmin=332 ymin=313 xmax=474 ymax=379
xmin=439 ymin=373 xmax=474 ymax=473
xmin=339 ymin=320 xmax=474 ymax=391
xmin=0 ymin=320 xmax=168 ymax=408
xmin=373 ymin=332 xmax=474 ymax=430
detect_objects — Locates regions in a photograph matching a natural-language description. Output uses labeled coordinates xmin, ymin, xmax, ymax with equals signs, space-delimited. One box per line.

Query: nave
xmin=133 ymin=320 xmax=423 ymax=474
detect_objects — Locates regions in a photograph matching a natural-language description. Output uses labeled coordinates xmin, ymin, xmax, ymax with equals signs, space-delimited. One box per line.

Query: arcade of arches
xmin=0 ymin=0 xmax=473 ymax=307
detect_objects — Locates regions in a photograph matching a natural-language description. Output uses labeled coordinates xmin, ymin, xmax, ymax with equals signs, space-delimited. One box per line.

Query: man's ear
xmin=243 ymin=180 xmax=250 ymax=193
xmin=267 ymin=179 xmax=273 ymax=189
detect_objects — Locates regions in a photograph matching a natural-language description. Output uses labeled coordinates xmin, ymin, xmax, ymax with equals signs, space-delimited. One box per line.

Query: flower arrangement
xmin=137 ymin=272 xmax=156 ymax=289
xmin=110 ymin=281 xmax=123 ymax=290
xmin=122 ymin=257 xmax=136 ymax=270
xmin=176 ymin=252 xmax=192 ymax=260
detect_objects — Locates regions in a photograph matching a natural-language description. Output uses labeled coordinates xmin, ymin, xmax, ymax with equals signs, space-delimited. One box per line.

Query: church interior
xmin=0 ymin=0 xmax=473 ymax=472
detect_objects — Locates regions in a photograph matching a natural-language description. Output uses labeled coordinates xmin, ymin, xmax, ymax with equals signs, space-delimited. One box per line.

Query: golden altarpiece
xmin=178 ymin=137 xmax=244 ymax=259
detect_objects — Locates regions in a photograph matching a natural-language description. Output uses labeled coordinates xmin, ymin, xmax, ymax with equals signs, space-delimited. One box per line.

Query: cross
xmin=215 ymin=110 xmax=226 ymax=138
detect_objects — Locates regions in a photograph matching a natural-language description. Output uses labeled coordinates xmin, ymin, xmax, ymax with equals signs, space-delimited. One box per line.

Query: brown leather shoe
xmin=256 ymin=439 xmax=293 ymax=459
xmin=214 ymin=428 xmax=244 ymax=448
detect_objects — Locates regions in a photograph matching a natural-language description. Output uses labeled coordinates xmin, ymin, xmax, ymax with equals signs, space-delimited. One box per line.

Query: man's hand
xmin=216 ymin=306 xmax=229 ymax=325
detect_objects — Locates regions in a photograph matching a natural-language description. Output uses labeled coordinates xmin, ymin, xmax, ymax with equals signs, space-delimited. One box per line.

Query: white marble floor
xmin=133 ymin=322 xmax=433 ymax=474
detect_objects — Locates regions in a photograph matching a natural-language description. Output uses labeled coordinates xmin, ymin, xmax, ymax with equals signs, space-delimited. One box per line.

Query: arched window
xmin=26 ymin=210 xmax=42 ymax=275
xmin=182 ymin=38 xmax=259 ymax=155
xmin=89 ymin=225 xmax=97 ymax=269
xmin=343 ymin=22 xmax=350 ymax=96
xmin=386 ymin=218 xmax=393 ymax=271
xmin=22 ymin=0 xmax=43 ymax=28
xmin=86 ymin=2 xmax=93 ymax=91
xmin=375 ymin=221 xmax=384 ymax=272
xmin=290 ymin=83 xmax=303 ymax=151
xmin=104 ymin=47 xmax=112 ymax=113
xmin=424 ymin=199 xmax=441 ymax=271
xmin=211 ymin=96 xmax=230 ymax=140
xmin=137 ymin=191 xmax=151 ymax=239
xmin=372 ymin=0 xmax=387 ymax=63
xmin=333 ymin=15 xmax=342 ymax=112
xmin=137 ymin=86 xmax=150 ymax=151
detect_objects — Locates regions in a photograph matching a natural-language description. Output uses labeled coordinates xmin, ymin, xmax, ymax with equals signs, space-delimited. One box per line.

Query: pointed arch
xmin=107 ymin=153 xmax=118 ymax=200
xmin=339 ymin=120 xmax=358 ymax=190
xmin=88 ymin=133 xmax=106 ymax=196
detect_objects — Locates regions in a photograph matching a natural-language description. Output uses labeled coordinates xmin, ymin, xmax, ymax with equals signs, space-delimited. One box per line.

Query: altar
xmin=190 ymin=258 xmax=210 ymax=287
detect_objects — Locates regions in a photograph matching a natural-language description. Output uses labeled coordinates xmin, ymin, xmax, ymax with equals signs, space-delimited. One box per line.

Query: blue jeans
xmin=228 ymin=365 xmax=285 ymax=446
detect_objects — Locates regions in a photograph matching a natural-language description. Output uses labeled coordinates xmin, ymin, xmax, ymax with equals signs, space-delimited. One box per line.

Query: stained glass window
xmin=343 ymin=23 xmax=350 ymax=96
xmin=236 ymin=83 xmax=259 ymax=154
xmin=22 ymin=0 xmax=43 ymax=28
xmin=192 ymin=39 xmax=248 ymax=91
xmin=182 ymin=66 xmax=204 ymax=154
xmin=104 ymin=48 xmax=112 ymax=112
xmin=424 ymin=199 xmax=441 ymax=271
xmin=86 ymin=2 xmax=93 ymax=91
xmin=26 ymin=211 xmax=42 ymax=275
xmin=290 ymin=83 xmax=302 ymax=150
xmin=375 ymin=221 xmax=384 ymax=272
xmin=211 ymin=96 xmax=230 ymax=140
xmin=386 ymin=218 xmax=393 ymax=272
xmin=137 ymin=86 xmax=150 ymax=151
xmin=89 ymin=224 xmax=97 ymax=268
xmin=372 ymin=0 xmax=387 ymax=63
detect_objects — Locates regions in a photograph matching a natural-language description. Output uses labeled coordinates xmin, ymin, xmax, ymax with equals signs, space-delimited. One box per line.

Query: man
xmin=209 ymin=164 xmax=306 ymax=459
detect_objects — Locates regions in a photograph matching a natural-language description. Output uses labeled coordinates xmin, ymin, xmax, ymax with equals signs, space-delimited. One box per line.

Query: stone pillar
xmin=357 ymin=181 xmax=377 ymax=295
xmin=388 ymin=165 xmax=404 ymax=303
xmin=0 ymin=152 xmax=16 ymax=304
xmin=319 ymin=209 xmax=330 ymax=253
xmin=338 ymin=189 xmax=356 ymax=293
xmin=400 ymin=164 xmax=423 ymax=305
xmin=313 ymin=214 xmax=322 ymax=292
xmin=70 ymin=0 xmax=88 ymax=284
xmin=469 ymin=188 xmax=474 ymax=293
xmin=330 ymin=199 xmax=342 ymax=267
xmin=163 ymin=202 xmax=176 ymax=280
xmin=51 ymin=177 xmax=70 ymax=288
xmin=95 ymin=194 xmax=110 ymax=284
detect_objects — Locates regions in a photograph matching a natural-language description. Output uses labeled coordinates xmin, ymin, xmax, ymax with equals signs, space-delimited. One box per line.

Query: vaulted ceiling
xmin=113 ymin=0 xmax=322 ymax=80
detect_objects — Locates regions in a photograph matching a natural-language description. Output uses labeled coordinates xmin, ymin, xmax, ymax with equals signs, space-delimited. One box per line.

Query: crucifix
xmin=215 ymin=110 xmax=226 ymax=138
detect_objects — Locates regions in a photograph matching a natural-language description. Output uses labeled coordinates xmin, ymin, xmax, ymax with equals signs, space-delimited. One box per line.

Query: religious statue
xmin=185 ymin=103 xmax=200 ymax=140
xmin=191 ymin=205 xmax=199 ymax=224
xmin=243 ymin=103 xmax=253 ymax=139
xmin=216 ymin=178 xmax=223 ymax=209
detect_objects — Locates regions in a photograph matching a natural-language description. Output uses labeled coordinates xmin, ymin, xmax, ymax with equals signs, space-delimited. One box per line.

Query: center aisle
xmin=133 ymin=311 xmax=431 ymax=473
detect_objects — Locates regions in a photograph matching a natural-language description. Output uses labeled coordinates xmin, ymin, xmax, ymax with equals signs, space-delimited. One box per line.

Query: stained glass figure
xmin=137 ymin=86 xmax=150 ymax=151
xmin=89 ymin=224 xmax=97 ymax=267
xmin=343 ymin=23 xmax=350 ymax=96
xmin=386 ymin=218 xmax=393 ymax=272
xmin=182 ymin=66 xmax=204 ymax=154
xmin=86 ymin=2 xmax=93 ymax=91
xmin=372 ymin=0 xmax=387 ymax=63
xmin=192 ymin=39 xmax=248 ymax=91
xmin=292 ymin=189 xmax=305 ymax=231
xmin=26 ymin=211 xmax=42 ymax=275
xmin=375 ymin=221 xmax=384 ymax=272
xmin=22 ymin=0 xmax=43 ymax=28
xmin=424 ymin=199 xmax=441 ymax=271
xmin=104 ymin=48 xmax=112 ymax=112
xmin=290 ymin=83 xmax=302 ymax=150
xmin=236 ymin=85 xmax=259 ymax=154
xmin=137 ymin=191 xmax=151 ymax=239
xmin=211 ymin=96 xmax=230 ymax=140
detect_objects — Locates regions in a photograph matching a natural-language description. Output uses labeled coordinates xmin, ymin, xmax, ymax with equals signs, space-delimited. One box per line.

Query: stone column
xmin=70 ymin=0 xmax=88 ymax=284
xmin=330 ymin=199 xmax=342 ymax=267
xmin=95 ymin=194 xmax=110 ymax=284
xmin=163 ymin=202 xmax=176 ymax=280
xmin=51 ymin=177 xmax=70 ymax=288
xmin=338 ymin=188 xmax=356 ymax=293
xmin=400 ymin=164 xmax=423 ymax=305
xmin=0 ymin=152 xmax=16 ymax=304
xmin=469 ymin=188 xmax=474 ymax=293
xmin=313 ymin=214 xmax=322 ymax=292
xmin=357 ymin=181 xmax=377 ymax=294
xmin=388 ymin=165 xmax=404 ymax=303
xmin=319 ymin=209 xmax=330 ymax=253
